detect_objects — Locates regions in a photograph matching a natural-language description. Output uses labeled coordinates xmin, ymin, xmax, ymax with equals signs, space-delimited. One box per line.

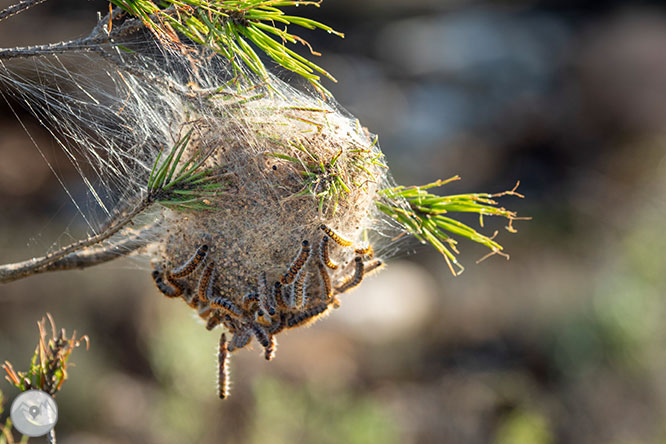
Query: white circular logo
xmin=10 ymin=390 xmax=58 ymax=437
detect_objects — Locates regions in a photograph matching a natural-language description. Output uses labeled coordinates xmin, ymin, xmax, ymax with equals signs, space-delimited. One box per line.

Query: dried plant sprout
xmin=2 ymin=314 xmax=89 ymax=396
xmin=0 ymin=1 xmax=527 ymax=399
xmin=1 ymin=314 xmax=88 ymax=443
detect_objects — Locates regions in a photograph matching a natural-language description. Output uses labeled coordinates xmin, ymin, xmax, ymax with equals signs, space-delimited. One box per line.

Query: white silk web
xmin=0 ymin=29 xmax=408 ymax=262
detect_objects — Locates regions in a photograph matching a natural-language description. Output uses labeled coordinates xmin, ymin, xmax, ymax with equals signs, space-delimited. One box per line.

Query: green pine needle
xmin=109 ymin=0 xmax=343 ymax=96
xmin=378 ymin=176 xmax=529 ymax=276
xmin=147 ymin=130 xmax=226 ymax=210
xmin=265 ymin=141 xmax=381 ymax=217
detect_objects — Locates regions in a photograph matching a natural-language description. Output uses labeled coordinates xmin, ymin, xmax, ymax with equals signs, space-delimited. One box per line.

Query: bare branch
xmin=0 ymin=7 xmax=142 ymax=61
xmin=0 ymin=225 xmax=155 ymax=284
xmin=39 ymin=234 xmax=151 ymax=273
xmin=0 ymin=198 xmax=153 ymax=284
xmin=0 ymin=0 xmax=50 ymax=23
xmin=0 ymin=38 xmax=93 ymax=60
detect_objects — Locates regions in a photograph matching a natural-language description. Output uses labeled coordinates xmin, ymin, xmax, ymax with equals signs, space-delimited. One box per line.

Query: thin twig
xmin=40 ymin=232 xmax=152 ymax=272
xmin=0 ymin=226 xmax=155 ymax=284
xmin=0 ymin=7 xmax=136 ymax=61
xmin=0 ymin=0 xmax=50 ymax=23
xmin=0 ymin=38 xmax=95 ymax=60
xmin=0 ymin=198 xmax=153 ymax=284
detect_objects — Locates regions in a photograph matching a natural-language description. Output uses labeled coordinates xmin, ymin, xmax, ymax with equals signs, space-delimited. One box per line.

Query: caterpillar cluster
xmin=0 ymin=14 xmax=403 ymax=400
xmin=153 ymin=225 xmax=383 ymax=399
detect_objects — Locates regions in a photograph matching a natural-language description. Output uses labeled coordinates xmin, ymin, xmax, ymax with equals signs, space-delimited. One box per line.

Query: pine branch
xmin=0 ymin=199 xmax=152 ymax=284
xmin=378 ymin=177 xmax=529 ymax=276
xmin=0 ymin=230 xmax=153 ymax=285
xmin=0 ymin=37 xmax=94 ymax=60
xmin=0 ymin=8 xmax=127 ymax=60
xmin=0 ymin=133 xmax=222 ymax=284
xmin=147 ymin=130 xmax=227 ymax=210
xmin=109 ymin=0 xmax=343 ymax=95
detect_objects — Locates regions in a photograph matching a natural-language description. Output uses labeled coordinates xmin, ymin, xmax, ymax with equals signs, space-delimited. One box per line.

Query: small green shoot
xmin=377 ymin=177 xmax=528 ymax=276
xmin=147 ymin=130 xmax=225 ymax=210
xmin=266 ymin=143 xmax=357 ymax=216
xmin=109 ymin=0 xmax=343 ymax=96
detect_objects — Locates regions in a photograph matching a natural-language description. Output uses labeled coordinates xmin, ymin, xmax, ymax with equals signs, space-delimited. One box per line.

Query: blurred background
xmin=1 ymin=0 xmax=666 ymax=443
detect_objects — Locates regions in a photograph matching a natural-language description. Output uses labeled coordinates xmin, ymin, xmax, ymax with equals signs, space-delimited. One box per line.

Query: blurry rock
xmin=262 ymin=330 xmax=359 ymax=388
xmin=333 ymin=260 xmax=437 ymax=343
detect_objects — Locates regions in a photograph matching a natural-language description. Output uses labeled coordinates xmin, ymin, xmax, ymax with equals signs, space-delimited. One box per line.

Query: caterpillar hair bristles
xmin=317 ymin=262 xmax=332 ymax=300
xmin=255 ymin=308 xmax=273 ymax=326
xmin=165 ymin=273 xmax=186 ymax=297
xmin=152 ymin=270 xmax=181 ymax=298
xmin=269 ymin=313 xmax=286 ymax=335
xmin=228 ymin=330 xmax=252 ymax=352
xmin=355 ymin=244 xmax=374 ymax=259
xmin=335 ymin=256 xmax=365 ymax=293
xmin=320 ymin=225 xmax=352 ymax=247
xmin=290 ymin=268 xmax=307 ymax=310
xmin=264 ymin=335 xmax=277 ymax=361
xmin=241 ymin=292 xmax=260 ymax=310
xmin=281 ymin=240 xmax=311 ymax=285
xmin=217 ymin=333 xmax=230 ymax=399
xmin=273 ymin=281 xmax=288 ymax=310
xmin=364 ymin=259 xmax=384 ymax=276
xmin=287 ymin=302 xmax=330 ymax=328
xmin=250 ymin=323 xmax=272 ymax=352
xmin=170 ymin=244 xmax=208 ymax=278
xmin=197 ymin=261 xmax=215 ymax=302
xmin=210 ymin=297 xmax=243 ymax=317
xmin=319 ymin=235 xmax=338 ymax=270
xmin=206 ymin=312 xmax=224 ymax=331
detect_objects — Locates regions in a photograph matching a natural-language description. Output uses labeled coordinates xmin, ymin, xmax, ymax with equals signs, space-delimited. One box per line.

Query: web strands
xmin=0 ymin=34 xmax=406 ymax=259
xmin=0 ymin=40 xmax=257 ymax=205
xmin=0 ymin=37 xmax=221 ymax=233
xmin=0 ymin=50 xmax=167 ymax=229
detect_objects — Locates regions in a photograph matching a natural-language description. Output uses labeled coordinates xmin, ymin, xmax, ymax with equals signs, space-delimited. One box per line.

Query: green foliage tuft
xmin=147 ymin=130 xmax=226 ymax=211
xmin=377 ymin=176 xmax=528 ymax=276
xmin=109 ymin=0 xmax=343 ymax=96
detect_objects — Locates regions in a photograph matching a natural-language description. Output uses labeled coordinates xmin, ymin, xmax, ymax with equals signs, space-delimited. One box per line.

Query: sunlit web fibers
xmin=0 ymin=33 xmax=203 ymax=229
xmin=0 ymin=35 xmax=245 ymax=215
xmin=0 ymin=31 xmax=408 ymax=261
